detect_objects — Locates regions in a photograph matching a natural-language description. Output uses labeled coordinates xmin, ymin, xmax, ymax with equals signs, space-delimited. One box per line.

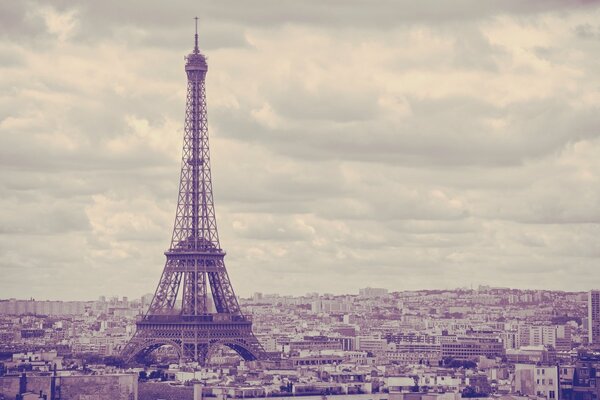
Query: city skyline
xmin=0 ymin=281 xmax=593 ymax=400
xmin=0 ymin=285 xmax=593 ymax=304
xmin=2 ymin=1 xmax=600 ymax=300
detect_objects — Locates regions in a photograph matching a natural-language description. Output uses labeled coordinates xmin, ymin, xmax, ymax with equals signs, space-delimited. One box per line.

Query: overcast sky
xmin=1 ymin=1 xmax=600 ymax=300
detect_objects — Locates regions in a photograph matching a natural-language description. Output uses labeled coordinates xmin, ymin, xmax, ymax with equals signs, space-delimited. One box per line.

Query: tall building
xmin=588 ymin=290 xmax=600 ymax=345
xmin=121 ymin=21 xmax=266 ymax=364
xmin=517 ymin=324 xmax=531 ymax=348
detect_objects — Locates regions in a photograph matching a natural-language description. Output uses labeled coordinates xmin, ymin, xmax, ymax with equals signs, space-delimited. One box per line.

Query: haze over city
xmin=2 ymin=1 xmax=600 ymax=300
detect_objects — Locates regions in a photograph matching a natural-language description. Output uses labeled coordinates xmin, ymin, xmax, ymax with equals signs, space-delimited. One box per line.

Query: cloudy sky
xmin=1 ymin=1 xmax=600 ymax=300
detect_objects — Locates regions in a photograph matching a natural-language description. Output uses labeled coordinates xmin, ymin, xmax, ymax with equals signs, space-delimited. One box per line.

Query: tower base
xmin=121 ymin=315 xmax=266 ymax=365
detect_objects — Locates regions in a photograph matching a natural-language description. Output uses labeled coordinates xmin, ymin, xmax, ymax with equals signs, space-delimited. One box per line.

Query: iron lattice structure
xmin=122 ymin=24 xmax=267 ymax=364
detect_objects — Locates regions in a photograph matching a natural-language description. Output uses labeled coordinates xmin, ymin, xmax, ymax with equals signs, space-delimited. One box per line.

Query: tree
xmin=139 ymin=371 xmax=148 ymax=381
xmin=149 ymin=370 xmax=162 ymax=380
xmin=103 ymin=356 xmax=125 ymax=368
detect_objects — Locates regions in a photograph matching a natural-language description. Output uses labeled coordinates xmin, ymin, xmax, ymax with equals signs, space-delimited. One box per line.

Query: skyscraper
xmin=588 ymin=290 xmax=600 ymax=346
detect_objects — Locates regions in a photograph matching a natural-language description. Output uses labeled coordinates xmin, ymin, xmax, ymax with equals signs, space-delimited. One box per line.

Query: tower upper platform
xmin=185 ymin=52 xmax=207 ymax=72
xmin=186 ymin=18 xmax=208 ymax=72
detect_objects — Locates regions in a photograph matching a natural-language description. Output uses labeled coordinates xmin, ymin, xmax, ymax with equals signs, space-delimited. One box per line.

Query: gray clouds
xmin=1 ymin=1 xmax=600 ymax=299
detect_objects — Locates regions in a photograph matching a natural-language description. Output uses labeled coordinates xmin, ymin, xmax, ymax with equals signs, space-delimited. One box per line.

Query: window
xmin=549 ymin=391 xmax=555 ymax=399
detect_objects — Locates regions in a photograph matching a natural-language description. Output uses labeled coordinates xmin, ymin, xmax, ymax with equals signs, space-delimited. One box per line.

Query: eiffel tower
xmin=122 ymin=20 xmax=267 ymax=365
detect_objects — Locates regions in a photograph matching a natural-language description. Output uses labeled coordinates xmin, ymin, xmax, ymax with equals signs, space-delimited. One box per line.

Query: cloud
xmin=1 ymin=1 xmax=600 ymax=300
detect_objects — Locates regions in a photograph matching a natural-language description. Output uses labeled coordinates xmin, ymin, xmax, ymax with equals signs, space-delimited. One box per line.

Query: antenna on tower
xmin=194 ymin=16 xmax=199 ymax=54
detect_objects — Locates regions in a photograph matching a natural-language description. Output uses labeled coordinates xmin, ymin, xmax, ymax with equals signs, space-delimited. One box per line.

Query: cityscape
xmin=0 ymin=288 xmax=599 ymax=400
xmin=3 ymin=2 xmax=600 ymax=400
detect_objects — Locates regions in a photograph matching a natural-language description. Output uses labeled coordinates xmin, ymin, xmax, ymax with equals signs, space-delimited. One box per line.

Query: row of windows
xmin=536 ymin=378 xmax=554 ymax=385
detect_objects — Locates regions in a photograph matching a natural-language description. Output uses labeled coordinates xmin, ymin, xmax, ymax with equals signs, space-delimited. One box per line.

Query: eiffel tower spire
xmin=122 ymin=19 xmax=268 ymax=364
xmin=194 ymin=16 xmax=200 ymax=54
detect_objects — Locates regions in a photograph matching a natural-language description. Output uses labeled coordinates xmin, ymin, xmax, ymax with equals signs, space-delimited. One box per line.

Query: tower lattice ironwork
xmin=122 ymin=21 xmax=267 ymax=364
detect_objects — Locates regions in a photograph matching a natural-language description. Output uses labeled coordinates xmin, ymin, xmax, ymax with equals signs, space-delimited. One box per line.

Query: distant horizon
xmin=1 ymin=285 xmax=595 ymax=303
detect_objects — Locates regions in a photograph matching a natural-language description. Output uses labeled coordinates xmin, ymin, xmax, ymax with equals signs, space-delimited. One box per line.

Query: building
xmin=559 ymin=365 xmax=575 ymax=399
xmin=287 ymin=337 xmax=343 ymax=352
xmin=515 ymin=324 xmax=571 ymax=351
xmin=506 ymin=346 xmax=555 ymax=364
xmin=0 ymin=373 xmax=138 ymax=400
xmin=387 ymin=376 xmax=417 ymax=393
xmin=0 ymin=300 xmax=92 ymax=316
xmin=385 ymin=333 xmax=437 ymax=346
xmin=529 ymin=326 xmax=554 ymax=347
xmin=588 ymin=290 xmax=600 ymax=345
xmin=514 ymin=364 xmax=558 ymax=400
xmin=311 ymin=300 xmax=353 ymax=314
xmin=517 ymin=324 xmax=531 ymax=348
xmin=440 ymin=337 xmax=504 ymax=360
xmin=559 ymin=351 xmax=600 ymax=400
xmin=386 ymin=345 xmax=441 ymax=366
xmin=359 ymin=288 xmax=388 ymax=297
xmin=554 ymin=325 xmax=572 ymax=352
xmin=500 ymin=331 xmax=518 ymax=350
xmin=356 ymin=336 xmax=388 ymax=355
